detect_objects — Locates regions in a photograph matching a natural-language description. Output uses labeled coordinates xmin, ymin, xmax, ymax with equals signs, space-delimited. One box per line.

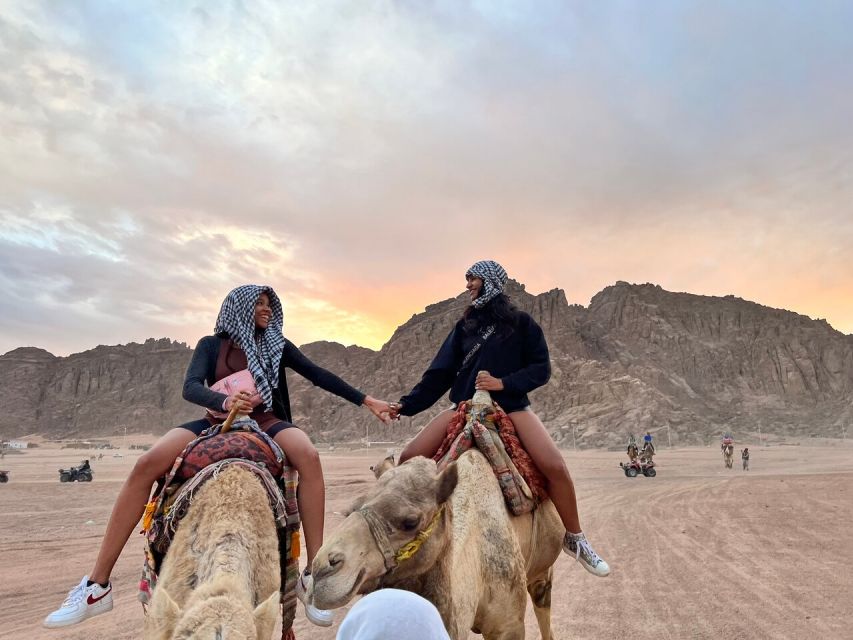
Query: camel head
xmin=311 ymin=456 xmax=458 ymax=610
xmin=144 ymin=578 xmax=280 ymax=640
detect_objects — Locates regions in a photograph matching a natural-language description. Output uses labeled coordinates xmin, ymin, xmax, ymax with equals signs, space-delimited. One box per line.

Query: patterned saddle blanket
xmin=432 ymin=401 xmax=549 ymax=516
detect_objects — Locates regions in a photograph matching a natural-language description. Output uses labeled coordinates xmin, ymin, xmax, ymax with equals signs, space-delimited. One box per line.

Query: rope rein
xmin=358 ymin=504 xmax=446 ymax=571
xmin=395 ymin=505 xmax=445 ymax=563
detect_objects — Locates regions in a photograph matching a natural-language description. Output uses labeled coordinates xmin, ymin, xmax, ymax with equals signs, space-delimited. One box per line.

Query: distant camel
xmin=722 ymin=444 xmax=734 ymax=469
xmin=627 ymin=442 xmax=639 ymax=462
xmin=143 ymin=465 xmax=281 ymax=640
xmin=640 ymin=441 xmax=655 ymax=465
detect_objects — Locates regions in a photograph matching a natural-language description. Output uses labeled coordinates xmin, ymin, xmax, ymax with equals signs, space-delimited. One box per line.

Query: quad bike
xmin=620 ymin=458 xmax=657 ymax=477
xmin=0 ymin=470 xmax=8 ymax=483
xmin=59 ymin=459 xmax=93 ymax=482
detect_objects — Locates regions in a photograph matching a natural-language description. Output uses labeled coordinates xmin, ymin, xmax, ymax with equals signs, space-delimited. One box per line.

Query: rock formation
xmin=2 ymin=283 xmax=851 ymax=448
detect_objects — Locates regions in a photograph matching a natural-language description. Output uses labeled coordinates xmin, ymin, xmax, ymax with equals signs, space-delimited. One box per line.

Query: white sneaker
xmin=296 ymin=570 xmax=334 ymax=627
xmin=563 ymin=532 xmax=610 ymax=577
xmin=43 ymin=576 xmax=113 ymax=628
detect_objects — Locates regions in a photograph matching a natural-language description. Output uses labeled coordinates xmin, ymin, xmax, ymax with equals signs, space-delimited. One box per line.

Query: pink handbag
xmin=208 ymin=369 xmax=263 ymax=419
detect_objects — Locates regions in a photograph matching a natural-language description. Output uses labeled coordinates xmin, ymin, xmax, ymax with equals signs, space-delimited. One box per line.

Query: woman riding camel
xmin=45 ymin=284 xmax=392 ymax=629
xmin=389 ymin=260 xmax=609 ymax=577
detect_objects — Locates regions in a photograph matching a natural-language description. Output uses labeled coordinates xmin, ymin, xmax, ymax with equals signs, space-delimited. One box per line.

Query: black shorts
xmin=177 ymin=418 xmax=296 ymax=440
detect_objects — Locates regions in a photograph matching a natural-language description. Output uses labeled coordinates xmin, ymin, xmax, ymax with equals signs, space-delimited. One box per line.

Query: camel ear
xmin=435 ymin=462 xmax=458 ymax=504
xmin=253 ymin=590 xmax=281 ymax=639
xmin=370 ymin=453 xmax=396 ymax=479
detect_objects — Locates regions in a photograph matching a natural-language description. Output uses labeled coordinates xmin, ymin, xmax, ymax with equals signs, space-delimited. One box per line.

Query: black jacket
xmin=183 ymin=335 xmax=366 ymax=423
xmin=399 ymin=311 xmax=550 ymax=416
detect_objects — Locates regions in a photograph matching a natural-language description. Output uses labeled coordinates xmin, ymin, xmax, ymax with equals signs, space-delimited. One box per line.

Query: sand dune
xmin=1 ymin=441 xmax=851 ymax=639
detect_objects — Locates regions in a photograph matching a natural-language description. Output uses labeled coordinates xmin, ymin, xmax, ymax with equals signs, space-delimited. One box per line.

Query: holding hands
xmin=363 ymin=396 xmax=394 ymax=424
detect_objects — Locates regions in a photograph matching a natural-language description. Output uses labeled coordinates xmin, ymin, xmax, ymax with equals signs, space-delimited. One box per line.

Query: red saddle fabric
xmin=176 ymin=431 xmax=282 ymax=481
xmin=433 ymin=402 xmax=549 ymax=506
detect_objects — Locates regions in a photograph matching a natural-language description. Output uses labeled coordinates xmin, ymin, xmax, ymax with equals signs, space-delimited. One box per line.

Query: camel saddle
xmin=432 ymin=392 xmax=548 ymax=516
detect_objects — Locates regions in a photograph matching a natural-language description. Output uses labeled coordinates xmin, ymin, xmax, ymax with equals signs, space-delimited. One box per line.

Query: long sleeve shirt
xmin=398 ymin=312 xmax=551 ymax=416
xmin=183 ymin=335 xmax=365 ymax=423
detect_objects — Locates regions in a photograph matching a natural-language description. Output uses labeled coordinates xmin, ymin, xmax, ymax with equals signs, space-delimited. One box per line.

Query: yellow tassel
xmin=291 ymin=531 xmax=301 ymax=560
xmin=142 ymin=501 xmax=156 ymax=532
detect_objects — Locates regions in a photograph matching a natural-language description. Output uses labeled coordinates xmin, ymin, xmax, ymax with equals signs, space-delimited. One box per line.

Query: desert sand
xmin=1 ymin=439 xmax=851 ymax=639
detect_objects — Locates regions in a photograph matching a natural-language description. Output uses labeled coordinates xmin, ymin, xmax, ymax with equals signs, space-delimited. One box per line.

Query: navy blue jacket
xmin=183 ymin=335 xmax=366 ymax=423
xmin=398 ymin=311 xmax=550 ymax=416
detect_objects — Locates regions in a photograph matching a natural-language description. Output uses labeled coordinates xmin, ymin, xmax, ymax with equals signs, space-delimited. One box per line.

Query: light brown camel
xmin=311 ymin=448 xmax=564 ymax=640
xmin=143 ymin=465 xmax=281 ymax=640
xmin=722 ymin=443 xmax=734 ymax=469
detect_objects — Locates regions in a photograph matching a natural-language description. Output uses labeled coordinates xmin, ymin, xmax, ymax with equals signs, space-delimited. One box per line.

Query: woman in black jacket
xmin=45 ymin=285 xmax=391 ymax=630
xmin=391 ymin=261 xmax=609 ymax=577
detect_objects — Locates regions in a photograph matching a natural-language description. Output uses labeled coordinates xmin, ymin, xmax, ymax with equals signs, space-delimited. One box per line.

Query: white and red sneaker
xmin=43 ymin=576 xmax=113 ymax=628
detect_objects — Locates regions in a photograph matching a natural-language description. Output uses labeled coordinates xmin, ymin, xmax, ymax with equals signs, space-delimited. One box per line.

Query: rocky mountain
xmin=2 ymin=282 xmax=851 ymax=448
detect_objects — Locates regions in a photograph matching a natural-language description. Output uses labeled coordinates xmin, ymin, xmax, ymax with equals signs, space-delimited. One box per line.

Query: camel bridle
xmin=357 ymin=504 xmax=446 ymax=573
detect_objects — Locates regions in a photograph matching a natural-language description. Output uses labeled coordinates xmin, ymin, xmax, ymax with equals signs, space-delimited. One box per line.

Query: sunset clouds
xmin=2 ymin=2 xmax=852 ymax=356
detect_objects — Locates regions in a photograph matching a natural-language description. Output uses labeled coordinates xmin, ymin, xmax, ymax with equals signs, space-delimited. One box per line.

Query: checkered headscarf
xmin=466 ymin=260 xmax=508 ymax=308
xmin=214 ymin=284 xmax=285 ymax=411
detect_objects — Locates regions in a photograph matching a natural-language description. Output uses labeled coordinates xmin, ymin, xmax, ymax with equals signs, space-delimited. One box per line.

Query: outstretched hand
xmin=474 ymin=371 xmax=504 ymax=392
xmin=363 ymin=396 xmax=393 ymax=424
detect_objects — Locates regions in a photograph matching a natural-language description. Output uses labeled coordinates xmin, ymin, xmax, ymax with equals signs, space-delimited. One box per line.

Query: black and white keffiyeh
xmin=213 ymin=284 xmax=285 ymax=411
xmin=466 ymin=260 xmax=508 ymax=308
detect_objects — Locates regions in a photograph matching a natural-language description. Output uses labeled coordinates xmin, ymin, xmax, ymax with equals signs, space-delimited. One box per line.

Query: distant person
xmin=337 ymin=589 xmax=450 ymax=640
xmin=45 ymin=284 xmax=393 ymax=629
xmin=741 ymin=447 xmax=750 ymax=471
xmin=389 ymin=260 xmax=609 ymax=577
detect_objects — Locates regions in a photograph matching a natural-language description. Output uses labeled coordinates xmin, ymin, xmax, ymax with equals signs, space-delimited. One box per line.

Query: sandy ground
xmin=1 ymin=440 xmax=852 ymax=639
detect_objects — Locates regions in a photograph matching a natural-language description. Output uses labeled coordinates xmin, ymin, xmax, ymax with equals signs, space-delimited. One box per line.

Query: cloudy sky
xmin=2 ymin=1 xmax=852 ymax=356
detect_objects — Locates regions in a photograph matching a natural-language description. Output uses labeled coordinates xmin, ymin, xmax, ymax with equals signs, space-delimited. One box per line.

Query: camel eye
xmin=399 ymin=516 xmax=420 ymax=532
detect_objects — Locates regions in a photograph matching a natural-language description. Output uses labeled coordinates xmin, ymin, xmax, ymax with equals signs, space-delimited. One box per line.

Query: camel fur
xmin=311 ymin=452 xmax=564 ymax=640
xmin=143 ymin=465 xmax=281 ymax=640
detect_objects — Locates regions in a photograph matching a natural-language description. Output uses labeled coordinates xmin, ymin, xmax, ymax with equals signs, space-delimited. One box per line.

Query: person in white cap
xmin=337 ymin=589 xmax=450 ymax=640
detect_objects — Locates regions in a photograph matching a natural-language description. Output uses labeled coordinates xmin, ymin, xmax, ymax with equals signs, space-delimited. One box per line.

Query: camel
xmin=722 ymin=443 xmax=734 ymax=469
xmin=311 ymin=405 xmax=564 ymax=639
xmin=640 ymin=441 xmax=655 ymax=465
xmin=627 ymin=442 xmax=639 ymax=462
xmin=143 ymin=465 xmax=281 ymax=640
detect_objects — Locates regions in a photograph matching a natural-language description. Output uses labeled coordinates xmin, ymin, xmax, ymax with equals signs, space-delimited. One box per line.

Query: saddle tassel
xmin=142 ymin=500 xmax=157 ymax=532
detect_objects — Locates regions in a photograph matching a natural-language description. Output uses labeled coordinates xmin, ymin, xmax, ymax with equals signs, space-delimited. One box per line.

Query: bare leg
xmin=398 ymin=409 xmax=456 ymax=463
xmin=89 ymin=428 xmax=196 ymax=583
xmin=508 ymin=410 xmax=581 ymax=533
xmin=274 ymin=428 xmax=325 ymax=567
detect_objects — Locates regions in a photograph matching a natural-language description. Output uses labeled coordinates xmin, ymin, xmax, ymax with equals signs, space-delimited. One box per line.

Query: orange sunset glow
xmin=1 ymin=3 xmax=851 ymax=356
